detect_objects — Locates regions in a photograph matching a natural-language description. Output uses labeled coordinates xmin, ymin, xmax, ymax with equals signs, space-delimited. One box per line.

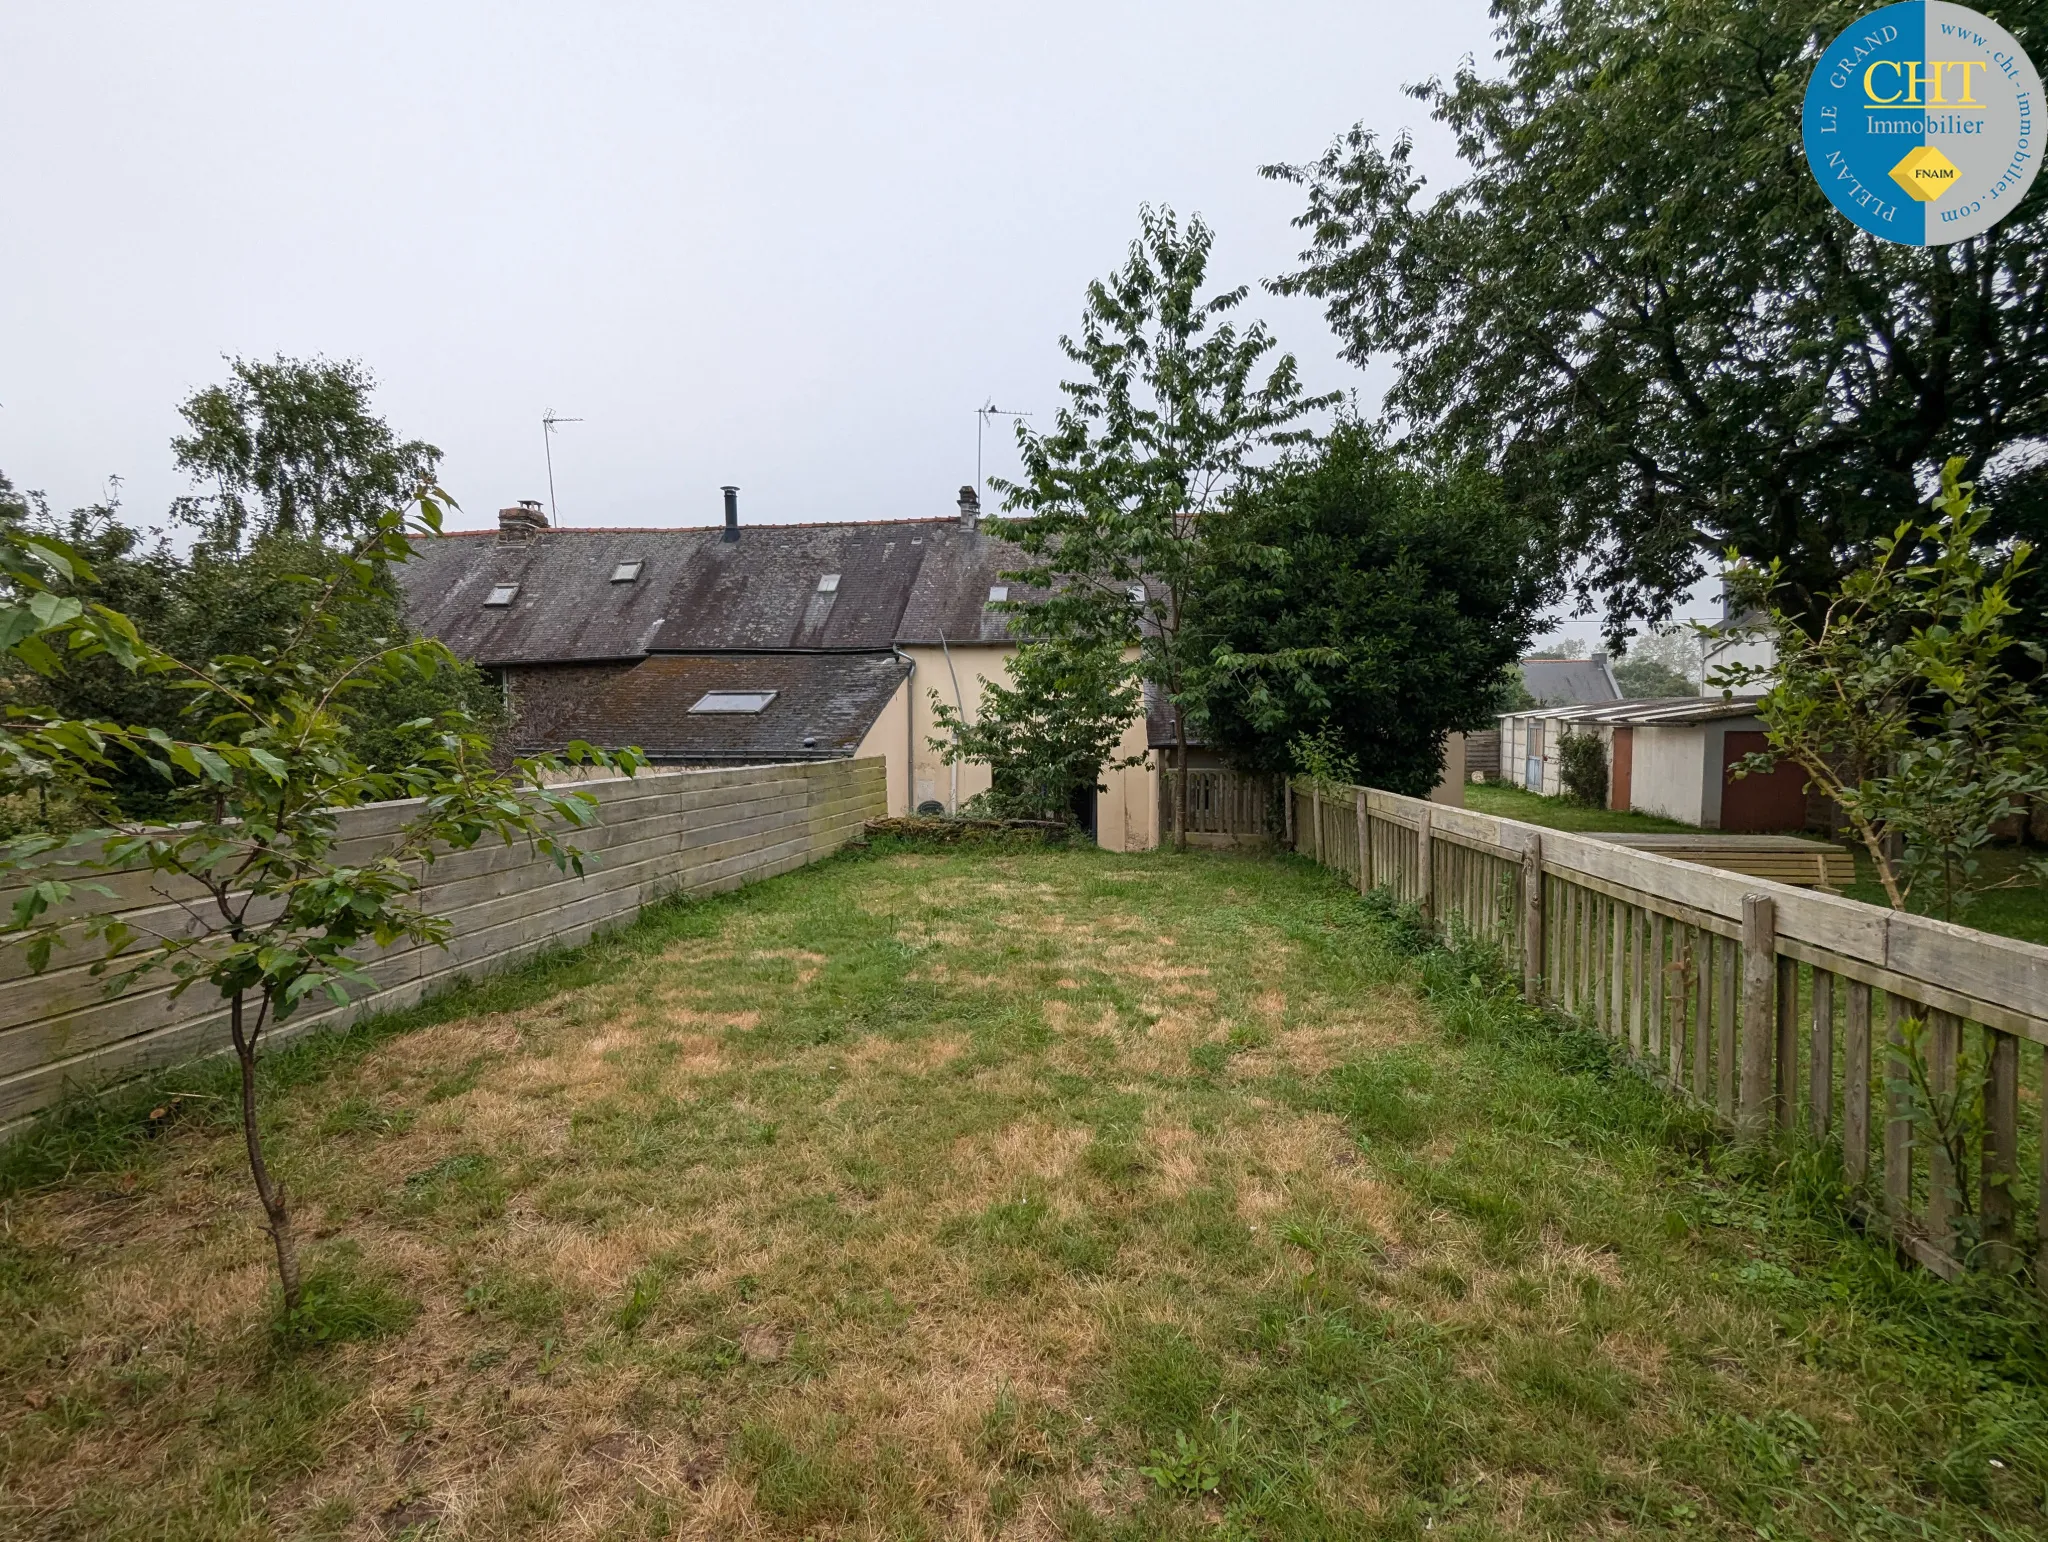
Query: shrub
xmin=1557 ymin=728 xmax=1608 ymax=807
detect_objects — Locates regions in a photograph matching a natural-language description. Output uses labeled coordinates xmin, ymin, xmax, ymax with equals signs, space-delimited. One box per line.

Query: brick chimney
xmin=498 ymin=500 xmax=548 ymax=544
xmin=957 ymin=485 xmax=980 ymax=531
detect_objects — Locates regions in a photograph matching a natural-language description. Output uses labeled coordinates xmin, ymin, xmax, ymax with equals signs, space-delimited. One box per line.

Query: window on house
xmin=1128 ymin=582 xmax=1147 ymax=605
xmin=987 ymin=585 xmax=1008 ymax=603
xmin=689 ymin=691 xmax=778 ymax=714
xmin=484 ymin=583 xmax=520 ymax=607
xmin=610 ymin=561 xmax=643 ymax=583
xmin=817 ymin=573 xmax=840 ymax=593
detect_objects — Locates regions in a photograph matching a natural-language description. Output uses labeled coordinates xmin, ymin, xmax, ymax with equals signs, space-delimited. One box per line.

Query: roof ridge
xmin=424 ymin=516 xmax=976 ymax=538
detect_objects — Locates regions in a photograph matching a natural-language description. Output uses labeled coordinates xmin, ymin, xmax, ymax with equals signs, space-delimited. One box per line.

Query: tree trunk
xmin=230 ymin=989 xmax=302 ymax=1312
xmin=1174 ymin=708 xmax=1190 ymax=853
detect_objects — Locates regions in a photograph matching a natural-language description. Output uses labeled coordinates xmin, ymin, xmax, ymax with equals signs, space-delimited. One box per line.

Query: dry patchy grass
xmin=1 ymin=843 xmax=2045 ymax=1540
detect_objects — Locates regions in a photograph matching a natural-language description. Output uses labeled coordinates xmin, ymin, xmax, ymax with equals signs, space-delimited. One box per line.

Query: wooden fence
xmin=0 ymin=758 xmax=886 ymax=1142
xmin=1159 ymin=768 xmax=1279 ymax=844
xmin=1289 ymin=778 xmax=2048 ymax=1284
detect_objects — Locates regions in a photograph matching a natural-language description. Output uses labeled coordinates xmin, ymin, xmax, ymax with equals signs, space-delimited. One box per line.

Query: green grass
xmin=1466 ymin=779 xmax=1701 ymax=834
xmin=1 ymin=839 xmax=2044 ymax=1538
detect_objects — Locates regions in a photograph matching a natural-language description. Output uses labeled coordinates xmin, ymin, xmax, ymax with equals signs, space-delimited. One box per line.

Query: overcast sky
xmin=2 ymin=1 xmax=1516 ymax=532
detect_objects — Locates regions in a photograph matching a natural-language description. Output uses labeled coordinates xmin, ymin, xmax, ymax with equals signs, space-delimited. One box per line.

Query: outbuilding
xmin=1497 ymin=697 xmax=1811 ymax=831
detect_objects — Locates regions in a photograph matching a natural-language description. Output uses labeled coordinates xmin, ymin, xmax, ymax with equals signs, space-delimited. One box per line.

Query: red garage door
xmin=1719 ymin=731 xmax=1807 ymax=831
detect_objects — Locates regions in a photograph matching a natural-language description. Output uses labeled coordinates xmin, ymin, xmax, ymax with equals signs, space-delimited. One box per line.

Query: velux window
xmin=817 ymin=573 xmax=840 ymax=593
xmin=689 ymin=691 xmax=777 ymax=714
xmin=484 ymin=583 xmax=520 ymax=607
xmin=611 ymin=561 xmax=644 ymax=583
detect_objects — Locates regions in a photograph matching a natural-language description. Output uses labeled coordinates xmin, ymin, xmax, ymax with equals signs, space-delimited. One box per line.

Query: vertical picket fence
xmin=1288 ymin=779 xmax=2048 ymax=1285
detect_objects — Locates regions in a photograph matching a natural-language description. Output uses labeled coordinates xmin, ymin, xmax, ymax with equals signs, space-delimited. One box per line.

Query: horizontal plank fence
xmin=0 ymin=758 xmax=886 ymax=1142
xmin=1289 ymin=778 xmax=2048 ymax=1286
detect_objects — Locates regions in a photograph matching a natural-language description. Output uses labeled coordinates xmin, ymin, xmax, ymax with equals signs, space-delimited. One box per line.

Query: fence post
xmin=1983 ymin=1027 xmax=2018 ymax=1270
xmin=1416 ymin=804 xmax=1434 ymax=926
xmin=1283 ymin=778 xmax=1294 ymax=849
xmin=1738 ymin=893 xmax=1776 ymax=1140
xmin=1520 ymin=832 xmax=1544 ymax=1002
xmin=1355 ymin=790 xmax=1370 ymax=895
xmin=1311 ymin=785 xmax=1323 ymax=864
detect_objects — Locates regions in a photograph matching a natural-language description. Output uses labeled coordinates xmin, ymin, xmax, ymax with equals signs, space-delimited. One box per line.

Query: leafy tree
xmin=172 ymin=355 xmax=441 ymax=547
xmin=997 ymin=205 xmax=1334 ymax=848
xmin=1265 ymin=0 xmax=2048 ymax=641
xmin=1718 ymin=461 xmax=2048 ymax=917
xmin=1185 ymin=423 xmax=1550 ymax=796
xmin=1613 ymin=627 xmax=1701 ymax=698
xmin=0 ymin=500 xmax=639 ymax=1314
xmin=1 ymin=491 xmax=500 ymax=819
xmin=929 ymin=640 xmax=1144 ymax=822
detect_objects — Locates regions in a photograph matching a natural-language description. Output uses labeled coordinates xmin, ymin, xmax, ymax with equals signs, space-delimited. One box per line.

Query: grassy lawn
xmin=1465 ymin=781 xmax=1698 ymax=835
xmin=3 ymin=841 xmax=2046 ymax=1539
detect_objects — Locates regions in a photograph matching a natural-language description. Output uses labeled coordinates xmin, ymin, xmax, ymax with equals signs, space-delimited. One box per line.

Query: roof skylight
xmin=484 ymin=583 xmax=520 ymax=607
xmin=987 ymin=585 xmax=1008 ymax=602
xmin=611 ymin=561 xmax=643 ymax=583
xmin=689 ymin=690 xmax=778 ymax=714
xmin=817 ymin=573 xmax=841 ymax=592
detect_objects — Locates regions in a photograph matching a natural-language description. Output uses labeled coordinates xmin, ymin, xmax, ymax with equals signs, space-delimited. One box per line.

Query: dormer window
xmin=611 ymin=561 xmax=643 ymax=583
xmin=690 ymin=691 xmax=777 ymax=714
xmin=987 ymin=586 xmax=1008 ymax=603
xmin=817 ymin=573 xmax=840 ymax=593
xmin=484 ymin=583 xmax=520 ymax=607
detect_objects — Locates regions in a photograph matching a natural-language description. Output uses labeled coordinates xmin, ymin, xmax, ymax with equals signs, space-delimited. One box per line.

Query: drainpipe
xmin=892 ymin=646 xmax=917 ymax=815
xmin=939 ymin=636 xmax=967 ymax=813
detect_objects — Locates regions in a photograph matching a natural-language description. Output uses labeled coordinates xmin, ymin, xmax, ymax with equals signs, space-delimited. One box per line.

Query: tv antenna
xmin=976 ymin=399 xmax=1030 ymax=497
xmin=541 ymin=409 xmax=583 ymax=525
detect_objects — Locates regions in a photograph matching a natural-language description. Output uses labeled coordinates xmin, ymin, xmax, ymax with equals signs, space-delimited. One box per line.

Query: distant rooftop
xmin=1518 ymin=653 xmax=1620 ymax=706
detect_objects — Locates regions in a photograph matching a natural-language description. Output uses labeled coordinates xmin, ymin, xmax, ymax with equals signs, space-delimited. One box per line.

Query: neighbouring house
xmin=399 ymin=489 xmax=1162 ymax=851
xmin=1497 ymin=697 xmax=1812 ymax=831
xmin=1518 ymin=651 xmax=1621 ymax=707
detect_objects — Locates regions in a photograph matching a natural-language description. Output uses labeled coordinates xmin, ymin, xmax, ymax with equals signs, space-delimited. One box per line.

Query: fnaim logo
xmin=1804 ymin=2 xmax=2042 ymax=244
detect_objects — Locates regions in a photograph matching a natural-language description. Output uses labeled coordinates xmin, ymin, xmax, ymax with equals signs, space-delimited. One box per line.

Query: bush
xmin=1557 ymin=728 xmax=1608 ymax=807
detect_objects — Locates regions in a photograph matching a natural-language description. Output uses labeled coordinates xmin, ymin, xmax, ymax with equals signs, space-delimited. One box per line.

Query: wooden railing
xmin=1161 ymin=768 xmax=1278 ymax=841
xmin=1288 ymin=778 xmax=2048 ymax=1285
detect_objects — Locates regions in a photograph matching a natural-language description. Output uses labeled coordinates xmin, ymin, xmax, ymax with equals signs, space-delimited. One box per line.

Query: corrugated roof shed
xmin=398 ymin=518 xmax=1033 ymax=665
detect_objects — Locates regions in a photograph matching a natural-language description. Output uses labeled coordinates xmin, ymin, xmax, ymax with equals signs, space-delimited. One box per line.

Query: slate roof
xmin=507 ymin=652 xmax=908 ymax=761
xmin=398 ymin=519 xmax=1031 ymax=665
xmin=1518 ymin=655 xmax=1621 ymax=706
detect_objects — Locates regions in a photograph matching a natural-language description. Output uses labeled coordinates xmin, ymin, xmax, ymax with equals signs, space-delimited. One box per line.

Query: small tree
xmin=1717 ymin=460 xmax=2048 ymax=917
xmin=997 ymin=206 xmax=1334 ymax=849
xmin=0 ymin=499 xmax=640 ymax=1312
xmin=929 ymin=640 xmax=1144 ymax=823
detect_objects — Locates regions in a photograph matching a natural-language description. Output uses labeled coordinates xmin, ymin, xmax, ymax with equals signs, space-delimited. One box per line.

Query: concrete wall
xmin=0 ymin=759 xmax=885 ymax=1142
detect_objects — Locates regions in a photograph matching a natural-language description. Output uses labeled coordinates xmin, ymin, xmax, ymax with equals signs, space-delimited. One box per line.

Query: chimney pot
xmin=722 ymin=485 xmax=740 ymax=542
xmin=957 ymin=485 xmax=981 ymax=530
xmin=498 ymin=501 xmax=549 ymax=543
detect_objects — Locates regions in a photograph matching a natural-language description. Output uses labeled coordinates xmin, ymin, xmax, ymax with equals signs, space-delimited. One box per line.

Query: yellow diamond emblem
xmin=1890 ymin=144 xmax=1961 ymax=202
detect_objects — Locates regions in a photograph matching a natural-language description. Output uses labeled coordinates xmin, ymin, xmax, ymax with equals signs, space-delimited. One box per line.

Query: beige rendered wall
xmin=855 ymin=644 xmax=1160 ymax=852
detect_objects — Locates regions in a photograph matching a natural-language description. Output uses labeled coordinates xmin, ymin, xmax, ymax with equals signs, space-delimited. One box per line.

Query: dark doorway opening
xmin=1069 ymin=781 xmax=1098 ymax=839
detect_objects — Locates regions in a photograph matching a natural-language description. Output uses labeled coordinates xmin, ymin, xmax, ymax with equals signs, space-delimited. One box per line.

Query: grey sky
xmin=3 ymin=1 xmax=1505 ymax=536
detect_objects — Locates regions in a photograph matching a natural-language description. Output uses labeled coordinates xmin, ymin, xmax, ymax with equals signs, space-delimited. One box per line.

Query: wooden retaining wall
xmin=0 ymin=758 xmax=886 ymax=1141
xmin=1289 ymin=778 xmax=2048 ymax=1284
